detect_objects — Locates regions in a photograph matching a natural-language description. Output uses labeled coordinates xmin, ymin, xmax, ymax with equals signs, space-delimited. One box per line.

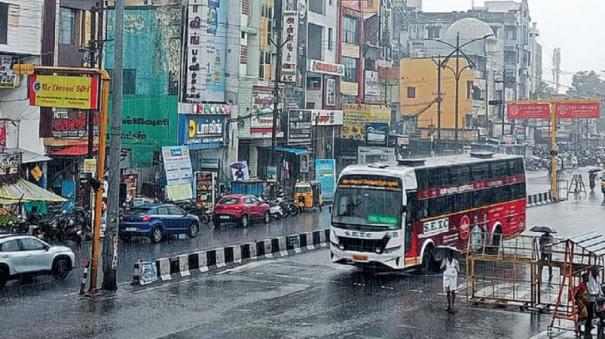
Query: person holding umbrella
xmin=530 ymin=226 xmax=556 ymax=281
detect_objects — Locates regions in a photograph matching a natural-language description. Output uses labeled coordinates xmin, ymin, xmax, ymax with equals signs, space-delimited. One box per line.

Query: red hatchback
xmin=212 ymin=194 xmax=270 ymax=228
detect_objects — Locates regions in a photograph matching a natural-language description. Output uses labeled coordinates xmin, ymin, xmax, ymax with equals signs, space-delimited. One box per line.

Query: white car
xmin=0 ymin=235 xmax=76 ymax=287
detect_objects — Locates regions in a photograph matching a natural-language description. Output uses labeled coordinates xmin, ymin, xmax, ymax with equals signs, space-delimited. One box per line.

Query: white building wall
xmin=307 ymin=0 xmax=338 ymax=64
xmin=0 ymin=0 xmax=43 ymax=55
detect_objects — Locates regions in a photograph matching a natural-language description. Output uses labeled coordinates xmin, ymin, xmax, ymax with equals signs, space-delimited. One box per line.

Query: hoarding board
xmin=506 ymin=101 xmax=550 ymax=119
xmin=161 ymin=146 xmax=193 ymax=186
xmin=342 ymin=104 xmax=390 ymax=140
xmin=556 ymin=101 xmax=601 ymax=119
xmin=29 ymin=75 xmax=99 ymax=110
xmin=315 ymin=159 xmax=336 ymax=201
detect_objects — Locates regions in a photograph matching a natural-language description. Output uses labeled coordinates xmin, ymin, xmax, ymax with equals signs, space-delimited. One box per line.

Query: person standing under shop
xmin=586 ymin=267 xmax=603 ymax=333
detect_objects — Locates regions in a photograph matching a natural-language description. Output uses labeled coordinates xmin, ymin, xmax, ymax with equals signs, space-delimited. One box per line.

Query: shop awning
xmin=275 ymin=146 xmax=310 ymax=155
xmin=49 ymin=145 xmax=97 ymax=156
xmin=0 ymin=179 xmax=67 ymax=205
xmin=5 ymin=148 xmax=52 ymax=164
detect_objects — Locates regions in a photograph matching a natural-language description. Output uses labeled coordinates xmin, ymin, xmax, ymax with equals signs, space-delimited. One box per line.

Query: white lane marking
xmin=217 ymin=260 xmax=271 ymax=274
xmin=528 ymin=331 xmax=548 ymax=339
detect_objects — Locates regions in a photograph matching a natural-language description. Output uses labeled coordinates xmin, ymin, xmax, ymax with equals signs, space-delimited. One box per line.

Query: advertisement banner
xmin=342 ymin=104 xmax=391 ymax=140
xmin=325 ymin=78 xmax=336 ymax=107
xmin=506 ymin=102 xmax=550 ymax=119
xmin=284 ymin=85 xmax=305 ymax=109
xmin=288 ymin=109 xmax=312 ymax=145
xmin=281 ymin=9 xmax=298 ymax=83
xmin=340 ymin=81 xmax=358 ymax=96
xmin=0 ymin=55 xmax=18 ymax=88
xmin=267 ymin=166 xmax=277 ymax=182
xmin=251 ymin=86 xmax=283 ymax=138
xmin=364 ymin=71 xmax=380 ymax=100
xmin=29 ymin=75 xmax=99 ymax=110
xmin=185 ymin=0 xmax=227 ymax=102
xmin=231 ymin=161 xmax=250 ymax=181
xmin=178 ymin=114 xmax=225 ymax=149
xmin=308 ymin=60 xmax=344 ymax=77
xmin=161 ymin=146 xmax=193 ymax=186
xmin=556 ymin=101 xmax=601 ymax=119
xmin=52 ymin=110 xmax=99 ymax=138
xmin=195 ymin=171 xmax=216 ymax=208
xmin=121 ymin=174 xmax=138 ymax=202
xmin=365 ymin=122 xmax=389 ymax=146
xmin=311 ymin=110 xmax=343 ymax=126
xmin=315 ymin=159 xmax=336 ymax=201
xmin=0 ymin=121 xmax=6 ymax=151
xmin=0 ymin=152 xmax=21 ymax=176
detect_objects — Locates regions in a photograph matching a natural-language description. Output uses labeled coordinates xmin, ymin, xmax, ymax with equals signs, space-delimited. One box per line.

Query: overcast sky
xmin=422 ymin=0 xmax=605 ymax=88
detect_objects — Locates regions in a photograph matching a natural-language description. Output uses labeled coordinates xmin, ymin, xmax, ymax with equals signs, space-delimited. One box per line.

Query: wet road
xmin=0 ymin=171 xmax=600 ymax=298
xmin=0 ymin=249 xmax=549 ymax=339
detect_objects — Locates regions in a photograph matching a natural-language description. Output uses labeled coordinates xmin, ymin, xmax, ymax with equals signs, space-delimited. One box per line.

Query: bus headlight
xmin=383 ymin=246 xmax=401 ymax=254
xmin=375 ymin=248 xmax=382 ymax=254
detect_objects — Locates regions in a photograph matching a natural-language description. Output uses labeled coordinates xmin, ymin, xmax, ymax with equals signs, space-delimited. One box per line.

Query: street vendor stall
xmin=0 ymin=179 xmax=67 ymax=205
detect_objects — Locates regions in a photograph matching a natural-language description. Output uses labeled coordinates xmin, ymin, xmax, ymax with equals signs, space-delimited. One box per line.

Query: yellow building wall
xmin=400 ymin=58 xmax=475 ymax=132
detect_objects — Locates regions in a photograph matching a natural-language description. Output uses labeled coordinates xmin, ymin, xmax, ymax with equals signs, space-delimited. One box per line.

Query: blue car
xmin=119 ymin=204 xmax=200 ymax=243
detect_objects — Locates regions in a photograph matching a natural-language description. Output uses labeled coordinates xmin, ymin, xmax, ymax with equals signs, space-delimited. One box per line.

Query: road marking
xmin=217 ymin=260 xmax=271 ymax=274
xmin=528 ymin=330 xmax=548 ymax=339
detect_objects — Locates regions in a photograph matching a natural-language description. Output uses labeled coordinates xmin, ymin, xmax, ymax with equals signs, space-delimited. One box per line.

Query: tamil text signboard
xmin=308 ymin=60 xmax=344 ymax=77
xmin=556 ymin=101 xmax=601 ymax=119
xmin=506 ymin=101 xmax=550 ymax=119
xmin=281 ymin=2 xmax=298 ymax=83
xmin=178 ymin=114 xmax=226 ymax=149
xmin=29 ymin=75 xmax=99 ymax=110
xmin=0 ymin=55 xmax=18 ymax=88
xmin=287 ymin=109 xmax=312 ymax=146
xmin=185 ymin=0 xmax=227 ymax=102
xmin=507 ymin=100 xmax=601 ymax=119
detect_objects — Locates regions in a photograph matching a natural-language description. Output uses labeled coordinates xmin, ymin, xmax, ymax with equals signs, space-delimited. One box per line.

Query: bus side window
xmin=471 ymin=162 xmax=490 ymax=181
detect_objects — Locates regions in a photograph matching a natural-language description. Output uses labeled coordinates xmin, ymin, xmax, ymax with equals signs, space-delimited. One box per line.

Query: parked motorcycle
xmin=174 ymin=200 xmax=211 ymax=224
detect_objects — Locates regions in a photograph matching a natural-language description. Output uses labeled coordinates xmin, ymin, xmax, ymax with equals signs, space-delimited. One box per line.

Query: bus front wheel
xmin=420 ymin=247 xmax=439 ymax=273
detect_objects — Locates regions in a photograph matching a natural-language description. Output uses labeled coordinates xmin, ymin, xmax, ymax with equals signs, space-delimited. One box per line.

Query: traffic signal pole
xmin=13 ymin=64 xmax=110 ymax=293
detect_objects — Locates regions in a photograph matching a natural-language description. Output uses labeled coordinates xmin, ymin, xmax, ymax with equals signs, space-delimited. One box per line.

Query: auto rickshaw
xmin=294 ymin=181 xmax=323 ymax=212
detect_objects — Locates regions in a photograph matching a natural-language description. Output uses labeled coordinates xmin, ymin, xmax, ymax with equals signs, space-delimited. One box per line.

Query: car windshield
xmin=332 ymin=176 xmax=402 ymax=230
xmin=218 ymin=197 xmax=239 ymax=205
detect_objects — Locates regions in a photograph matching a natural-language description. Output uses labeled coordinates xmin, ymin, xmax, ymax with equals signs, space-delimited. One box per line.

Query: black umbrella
xmin=529 ymin=225 xmax=557 ymax=234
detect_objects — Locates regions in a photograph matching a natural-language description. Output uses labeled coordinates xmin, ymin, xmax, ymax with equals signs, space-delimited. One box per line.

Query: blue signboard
xmin=178 ymin=114 xmax=226 ymax=150
xmin=315 ymin=159 xmax=336 ymax=201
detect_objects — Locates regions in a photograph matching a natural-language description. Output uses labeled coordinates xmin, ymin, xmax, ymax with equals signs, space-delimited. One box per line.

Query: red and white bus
xmin=330 ymin=152 xmax=526 ymax=270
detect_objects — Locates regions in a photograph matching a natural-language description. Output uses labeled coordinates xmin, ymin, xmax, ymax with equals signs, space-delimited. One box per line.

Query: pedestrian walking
xmin=441 ymin=249 xmax=460 ymax=314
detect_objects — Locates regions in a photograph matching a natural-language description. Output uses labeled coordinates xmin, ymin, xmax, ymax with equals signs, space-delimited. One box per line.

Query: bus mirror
xmin=328 ymin=206 xmax=332 ymax=214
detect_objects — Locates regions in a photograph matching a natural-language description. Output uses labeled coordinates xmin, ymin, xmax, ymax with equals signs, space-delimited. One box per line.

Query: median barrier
xmin=132 ymin=229 xmax=330 ymax=286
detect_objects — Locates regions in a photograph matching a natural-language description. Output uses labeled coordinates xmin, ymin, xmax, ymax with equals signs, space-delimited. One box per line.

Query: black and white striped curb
xmin=132 ymin=229 xmax=330 ymax=285
xmin=526 ymin=191 xmax=555 ymax=207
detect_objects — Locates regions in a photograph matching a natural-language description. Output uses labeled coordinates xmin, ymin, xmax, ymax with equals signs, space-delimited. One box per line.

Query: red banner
xmin=506 ymin=102 xmax=550 ymax=119
xmin=556 ymin=101 xmax=601 ymax=119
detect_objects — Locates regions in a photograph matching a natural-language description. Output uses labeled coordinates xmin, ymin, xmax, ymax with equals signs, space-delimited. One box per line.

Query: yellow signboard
xmin=30 ymin=165 xmax=43 ymax=181
xmin=342 ymin=104 xmax=391 ymax=140
xmin=29 ymin=75 xmax=100 ymax=110
xmin=340 ymin=81 xmax=358 ymax=96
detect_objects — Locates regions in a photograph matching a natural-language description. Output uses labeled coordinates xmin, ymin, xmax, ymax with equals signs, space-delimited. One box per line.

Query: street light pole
xmin=454 ymin=33 xmax=460 ymax=143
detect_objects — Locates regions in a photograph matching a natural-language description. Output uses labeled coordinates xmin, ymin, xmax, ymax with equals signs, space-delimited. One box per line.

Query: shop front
xmin=178 ymin=103 xmax=231 ymax=193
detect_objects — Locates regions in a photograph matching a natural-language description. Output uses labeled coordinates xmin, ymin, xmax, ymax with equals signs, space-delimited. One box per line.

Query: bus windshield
xmin=332 ymin=175 xmax=402 ymax=230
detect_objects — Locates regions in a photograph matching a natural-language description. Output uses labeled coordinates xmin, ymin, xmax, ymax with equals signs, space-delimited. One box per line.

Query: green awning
xmin=0 ymin=179 xmax=67 ymax=205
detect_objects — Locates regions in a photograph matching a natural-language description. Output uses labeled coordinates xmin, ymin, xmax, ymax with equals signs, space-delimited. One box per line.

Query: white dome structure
xmin=445 ymin=18 xmax=494 ymax=41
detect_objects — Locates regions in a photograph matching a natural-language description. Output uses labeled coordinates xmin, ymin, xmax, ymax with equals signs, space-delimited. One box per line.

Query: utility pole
xmin=270 ymin=0 xmax=288 ymax=167
xmin=87 ymin=5 xmax=97 ymax=159
xmin=436 ymin=56 xmax=442 ymax=147
xmin=501 ymin=69 xmax=506 ymax=138
xmin=102 ymin=0 xmax=125 ymax=291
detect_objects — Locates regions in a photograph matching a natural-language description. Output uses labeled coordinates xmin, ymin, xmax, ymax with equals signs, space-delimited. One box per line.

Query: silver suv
xmin=0 ymin=235 xmax=76 ymax=287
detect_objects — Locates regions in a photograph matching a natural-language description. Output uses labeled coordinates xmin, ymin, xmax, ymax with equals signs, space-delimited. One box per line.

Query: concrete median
xmin=132 ymin=229 xmax=330 ymax=286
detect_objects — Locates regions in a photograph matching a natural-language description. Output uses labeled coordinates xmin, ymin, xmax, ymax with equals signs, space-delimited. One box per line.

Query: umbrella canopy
xmin=0 ymin=179 xmax=67 ymax=205
xmin=588 ymin=168 xmax=602 ymax=173
xmin=529 ymin=225 xmax=557 ymax=234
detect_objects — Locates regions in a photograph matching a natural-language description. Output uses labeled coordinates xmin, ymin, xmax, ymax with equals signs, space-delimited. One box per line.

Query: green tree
xmin=534 ymin=80 xmax=557 ymax=99
xmin=567 ymin=70 xmax=605 ymax=98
